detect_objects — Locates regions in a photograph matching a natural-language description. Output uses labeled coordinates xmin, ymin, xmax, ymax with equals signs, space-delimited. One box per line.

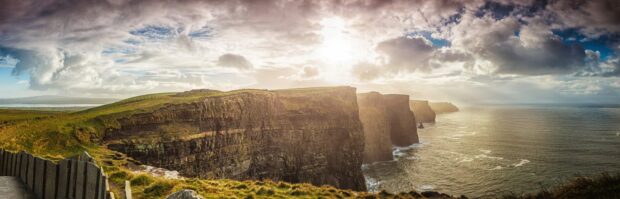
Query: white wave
xmin=393 ymin=142 xmax=424 ymax=151
xmin=406 ymin=156 xmax=419 ymax=160
xmin=364 ymin=175 xmax=381 ymax=192
xmin=474 ymin=154 xmax=504 ymax=160
xmin=457 ymin=157 xmax=473 ymax=163
xmin=392 ymin=143 xmax=424 ymax=159
xmin=488 ymin=166 xmax=503 ymax=170
xmin=513 ymin=159 xmax=530 ymax=167
xmin=418 ymin=184 xmax=435 ymax=191
xmin=616 ymin=132 xmax=619 ymax=137
xmin=479 ymin=149 xmax=492 ymax=154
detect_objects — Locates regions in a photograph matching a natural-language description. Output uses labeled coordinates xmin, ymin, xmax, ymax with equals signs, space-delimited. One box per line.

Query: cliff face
xmin=430 ymin=102 xmax=459 ymax=114
xmin=383 ymin=95 xmax=419 ymax=147
xmin=357 ymin=92 xmax=393 ymax=163
xmin=410 ymin=100 xmax=436 ymax=123
xmin=103 ymin=87 xmax=366 ymax=191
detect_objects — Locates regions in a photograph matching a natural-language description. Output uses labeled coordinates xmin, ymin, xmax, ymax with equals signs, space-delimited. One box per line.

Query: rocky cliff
xmin=383 ymin=94 xmax=419 ymax=147
xmin=410 ymin=100 xmax=436 ymax=123
xmin=357 ymin=92 xmax=393 ymax=163
xmin=103 ymin=87 xmax=367 ymax=191
xmin=430 ymin=102 xmax=459 ymax=114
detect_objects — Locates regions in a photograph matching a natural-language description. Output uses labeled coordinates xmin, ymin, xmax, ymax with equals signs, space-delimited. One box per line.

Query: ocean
xmin=362 ymin=105 xmax=620 ymax=198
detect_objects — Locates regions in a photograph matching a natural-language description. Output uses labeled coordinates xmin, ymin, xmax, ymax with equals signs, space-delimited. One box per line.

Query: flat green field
xmin=0 ymin=109 xmax=69 ymax=124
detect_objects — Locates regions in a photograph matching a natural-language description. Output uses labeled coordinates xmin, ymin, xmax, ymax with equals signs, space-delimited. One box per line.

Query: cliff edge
xmin=384 ymin=94 xmax=419 ymax=147
xmin=429 ymin=102 xmax=459 ymax=114
xmin=410 ymin=100 xmax=436 ymax=123
xmin=357 ymin=92 xmax=393 ymax=163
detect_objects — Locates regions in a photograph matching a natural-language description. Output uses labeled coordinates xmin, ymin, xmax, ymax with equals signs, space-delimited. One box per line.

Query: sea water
xmin=362 ymin=105 xmax=620 ymax=198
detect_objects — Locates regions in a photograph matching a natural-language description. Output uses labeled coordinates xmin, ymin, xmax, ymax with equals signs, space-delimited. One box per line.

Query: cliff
xmin=429 ymin=102 xmax=459 ymax=114
xmin=102 ymin=87 xmax=367 ymax=191
xmin=357 ymin=92 xmax=393 ymax=163
xmin=383 ymin=94 xmax=419 ymax=147
xmin=410 ymin=100 xmax=436 ymax=123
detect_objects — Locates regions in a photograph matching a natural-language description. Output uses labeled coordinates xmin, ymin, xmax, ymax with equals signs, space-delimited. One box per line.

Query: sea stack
xmin=357 ymin=92 xmax=393 ymax=163
xmin=410 ymin=100 xmax=436 ymax=123
xmin=384 ymin=94 xmax=419 ymax=146
xmin=104 ymin=86 xmax=367 ymax=191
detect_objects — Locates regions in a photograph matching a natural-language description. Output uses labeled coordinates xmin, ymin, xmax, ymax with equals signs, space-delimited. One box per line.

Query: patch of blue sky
xmin=406 ymin=31 xmax=451 ymax=48
xmin=114 ymin=58 xmax=128 ymax=63
xmin=189 ymin=26 xmax=215 ymax=39
xmin=475 ymin=1 xmax=515 ymax=20
xmin=552 ymin=28 xmax=616 ymax=60
xmin=123 ymin=39 xmax=143 ymax=46
xmin=0 ymin=67 xmax=28 ymax=84
xmin=101 ymin=47 xmax=137 ymax=56
xmin=130 ymin=25 xmax=177 ymax=40
xmin=0 ymin=55 xmax=18 ymax=68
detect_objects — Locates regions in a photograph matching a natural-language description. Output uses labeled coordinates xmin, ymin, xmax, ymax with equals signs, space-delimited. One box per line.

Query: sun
xmin=318 ymin=17 xmax=355 ymax=65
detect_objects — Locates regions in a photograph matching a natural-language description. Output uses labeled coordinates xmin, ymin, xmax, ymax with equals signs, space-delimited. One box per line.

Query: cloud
xmin=217 ymin=53 xmax=253 ymax=70
xmin=449 ymin=14 xmax=587 ymax=75
xmin=300 ymin=66 xmax=319 ymax=78
xmin=376 ymin=36 xmax=437 ymax=72
xmin=352 ymin=62 xmax=383 ymax=81
xmin=547 ymin=0 xmax=620 ymax=37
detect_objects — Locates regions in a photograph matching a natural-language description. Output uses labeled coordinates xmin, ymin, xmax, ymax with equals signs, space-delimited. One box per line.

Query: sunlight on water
xmin=362 ymin=105 xmax=620 ymax=198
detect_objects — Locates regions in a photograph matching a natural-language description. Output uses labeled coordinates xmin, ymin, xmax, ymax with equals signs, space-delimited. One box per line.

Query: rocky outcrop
xmin=166 ymin=190 xmax=204 ymax=199
xmin=104 ymin=87 xmax=366 ymax=191
xmin=357 ymin=92 xmax=393 ymax=163
xmin=430 ymin=102 xmax=459 ymax=114
xmin=383 ymin=94 xmax=419 ymax=147
xmin=410 ymin=100 xmax=436 ymax=123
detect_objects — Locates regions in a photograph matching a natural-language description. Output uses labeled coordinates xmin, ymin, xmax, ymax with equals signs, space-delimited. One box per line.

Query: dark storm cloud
xmin=547 ymin=0 xmax=620 ymax=37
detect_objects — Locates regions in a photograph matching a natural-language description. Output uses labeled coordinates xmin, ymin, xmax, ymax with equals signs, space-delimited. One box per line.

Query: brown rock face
xmin=430 ymin=102 xmax=459 ymax=114
xmin=410 ymin=100 xmax=436 ymax=123
xmin=104 ymin=87 xmax=366 ymax=191
xmin=357 ymin=92 xmax=393 ymax=163
xmin=383 ymin=94 xmax=419 ymax=147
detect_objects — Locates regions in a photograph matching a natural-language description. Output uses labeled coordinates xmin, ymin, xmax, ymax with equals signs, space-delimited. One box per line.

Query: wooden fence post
xmin=0 ymin=149 xmax=3 ymax=176
xmin=44 ymin=161 xmax=58 ymax=199
xmin=125 ymin=180 xmax=133 ymax=199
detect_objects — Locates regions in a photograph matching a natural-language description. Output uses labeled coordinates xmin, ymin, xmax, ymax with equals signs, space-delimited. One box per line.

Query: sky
xmin=0 ymin=0 xmax=619 ymax=104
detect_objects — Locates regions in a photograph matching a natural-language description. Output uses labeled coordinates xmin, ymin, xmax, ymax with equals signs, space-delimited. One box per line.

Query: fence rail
xmin=0 ymin=149 xmax=115 ymax=199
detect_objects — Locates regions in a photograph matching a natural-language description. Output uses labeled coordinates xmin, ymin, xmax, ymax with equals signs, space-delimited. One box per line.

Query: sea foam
xmin=513 ymin=159 xmax=530 ymax=167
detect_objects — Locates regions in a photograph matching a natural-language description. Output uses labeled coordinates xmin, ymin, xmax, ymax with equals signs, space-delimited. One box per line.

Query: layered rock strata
xmin=357 ymin=92 xmax=420 ymax=163
xmin=357 ymin=92 xmax=393 ymax=163
xmin=104 ymin=87 xmax=366 ymax=191
xmin=410 ymin=100 xmax=436 ymax=123
xmin=383 ymin=94 xmax=419 ymax=147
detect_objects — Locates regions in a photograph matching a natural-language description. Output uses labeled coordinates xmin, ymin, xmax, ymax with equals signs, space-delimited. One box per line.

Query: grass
xmin=0 ymin=109 xmax=67 ymax=124
xmin=503 ymin=173 xmax=620 ymax=199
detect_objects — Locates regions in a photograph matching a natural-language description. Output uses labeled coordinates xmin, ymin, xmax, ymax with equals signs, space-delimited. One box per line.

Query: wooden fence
xmin=0 ymin=149 xmax=116 ymax=199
